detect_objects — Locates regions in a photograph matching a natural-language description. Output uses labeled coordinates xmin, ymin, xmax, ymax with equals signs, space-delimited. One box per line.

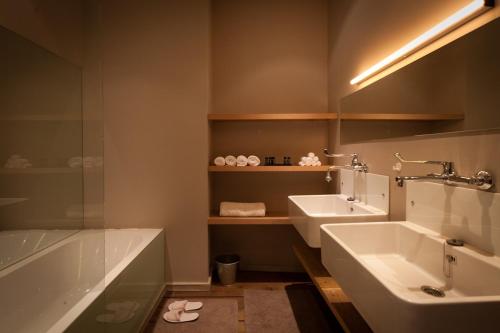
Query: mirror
xmin=340 ymin=17 xmax=500 ymax=143
xmin=0 ymin=26 xmax=83 ymax=269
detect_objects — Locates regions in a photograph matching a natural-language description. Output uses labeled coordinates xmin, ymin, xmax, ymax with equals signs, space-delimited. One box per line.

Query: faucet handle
xmin=394 ymin=153 xmax=454 ymax=175
xmin=394 ymin=153 xmax=446 ymax=166
xmin=323 ymin=148 xmax=357 ymax=159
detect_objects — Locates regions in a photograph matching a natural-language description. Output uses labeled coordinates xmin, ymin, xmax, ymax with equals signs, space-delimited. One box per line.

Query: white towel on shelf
xmin=313 ymin=156 xmax=319 ymax=162
xmin=219 ymin=202 xmax=266 ymax=217
xmin=307 ymin=152 xmax=315 ymax=158
xmin=214 ymin=156 xmax=226 ymax=166
xmin=68 ymin=157 xmax=83 ymax=168
xmin=247 ymin=155 xmax=260 ymax=166
xmin=236 ymin=155 xmax=248 ymax=167
xmin=4 ymin=155 xmax=32 ymax=168
xmin=305 ymin=157 xmax=313 ymax=166
xmin=225 ymin=155 xmax=237 ymax=166
xmin=313 ymin=161 xmax=322 ymax=166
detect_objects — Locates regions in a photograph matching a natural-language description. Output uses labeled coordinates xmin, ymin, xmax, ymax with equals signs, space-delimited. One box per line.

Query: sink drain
xmin=421 ymin=285 xmax=445 ymax=297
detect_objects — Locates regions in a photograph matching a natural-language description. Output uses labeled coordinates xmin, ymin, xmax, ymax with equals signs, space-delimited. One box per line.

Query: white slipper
xmin=168 ymin=300 xmax=203 ymax=311
xmin=163 ymin=309 xmax=199 ymax=323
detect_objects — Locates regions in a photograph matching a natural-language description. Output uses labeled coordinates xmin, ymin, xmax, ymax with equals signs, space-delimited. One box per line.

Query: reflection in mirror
xmin=0 ymin=27 xmax=83 ymax=269
xmin=340 ymin=17 xmax=500 ymax=144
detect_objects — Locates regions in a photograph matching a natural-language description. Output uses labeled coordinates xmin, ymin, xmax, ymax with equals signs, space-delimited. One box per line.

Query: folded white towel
xmin=247 ymin=155 xmax=260 ymax=166
xmin=214 ymin=156 xmax=226 ymax=166
xmin=220 ymin=202 xmax=266 ymax=217
xmin=236 ymin=155 xmax=248 ymax=167
xmin=225 ymin=155 xmax=237 ymax=166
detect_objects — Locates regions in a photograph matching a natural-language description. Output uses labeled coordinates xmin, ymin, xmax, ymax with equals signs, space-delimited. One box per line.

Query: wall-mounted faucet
xmin=323 ymin=148 xmax=368 ymax=184
xmin=393 ymin=153 xmax=493 ymax=190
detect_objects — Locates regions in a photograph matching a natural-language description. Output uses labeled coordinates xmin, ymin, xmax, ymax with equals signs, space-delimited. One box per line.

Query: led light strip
xmin=350 ymin=0 xmax=494 ymax=85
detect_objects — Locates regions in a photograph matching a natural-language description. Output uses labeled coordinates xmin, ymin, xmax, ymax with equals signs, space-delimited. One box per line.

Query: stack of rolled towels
xmin=4 ymin=155 xmax=32 ymax=168
xmin=298 ymin=152 xmax=321 ymax=166
xmin=214 ymin=155 xmax=260 ymax=167
xmin=220 ymin=201 xmax=266 ymax=217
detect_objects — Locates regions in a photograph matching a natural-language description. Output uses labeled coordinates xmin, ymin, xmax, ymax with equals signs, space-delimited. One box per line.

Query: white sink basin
xmin=288 ymin=194 xmax=387 ymax=247
xmin=321 ymin=222 xmax=500 ymax=333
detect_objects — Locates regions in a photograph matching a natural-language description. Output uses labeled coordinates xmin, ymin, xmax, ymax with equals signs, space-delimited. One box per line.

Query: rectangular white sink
xmin=321 ymin=222 xmax=500 ymax=333
xmin=288 ymin=194 xmax=387 ymax=247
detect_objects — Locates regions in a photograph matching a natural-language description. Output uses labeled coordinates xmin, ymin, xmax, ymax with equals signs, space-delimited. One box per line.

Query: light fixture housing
xmin=350 ymin=0 xmax=494 ymax=85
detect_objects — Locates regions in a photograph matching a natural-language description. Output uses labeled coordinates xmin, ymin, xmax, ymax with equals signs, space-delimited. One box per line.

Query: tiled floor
xmin=145 ymin=271 xmax=343 ymax=333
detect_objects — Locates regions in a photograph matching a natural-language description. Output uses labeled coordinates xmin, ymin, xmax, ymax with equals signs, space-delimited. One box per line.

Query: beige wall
xmin=102 ymin=0 xmax=210 ymax=284
xmin=212 ymin=0 xmax=328 ymax=114
xmin=329 ymin=0 xmax=500 ymax=220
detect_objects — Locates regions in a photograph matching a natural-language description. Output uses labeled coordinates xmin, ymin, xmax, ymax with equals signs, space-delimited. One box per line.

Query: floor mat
xmin=146 ymin=297 xmax=238 ymax=333
xmin=244 ymin=289 xmax=300 ymax=333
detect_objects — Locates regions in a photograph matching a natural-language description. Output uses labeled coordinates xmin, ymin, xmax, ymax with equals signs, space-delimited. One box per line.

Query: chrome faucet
xmin=394 ymin=153 xmax=493 ymax=190
xmin=323 ymin=148 xmax=368 ymax=184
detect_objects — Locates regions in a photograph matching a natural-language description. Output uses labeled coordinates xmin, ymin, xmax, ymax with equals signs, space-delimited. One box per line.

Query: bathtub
xmin=0 ymin=229 xmax=78 ymax=270
xmin=0 ymin=229 xmax=165 ymax=333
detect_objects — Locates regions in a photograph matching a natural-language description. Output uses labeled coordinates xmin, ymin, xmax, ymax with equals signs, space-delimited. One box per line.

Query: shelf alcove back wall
xmin=210 ymin=0 xmax=330 ymax=272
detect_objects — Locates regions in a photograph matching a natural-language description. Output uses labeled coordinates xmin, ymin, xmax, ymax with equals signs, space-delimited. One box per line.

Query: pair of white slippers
xmin=163 ymin=300 xmax=203 ymax=323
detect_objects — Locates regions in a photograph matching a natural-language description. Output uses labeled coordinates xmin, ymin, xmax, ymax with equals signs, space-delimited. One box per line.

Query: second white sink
xmin=288 ymin=194 xmax=387 ymax=247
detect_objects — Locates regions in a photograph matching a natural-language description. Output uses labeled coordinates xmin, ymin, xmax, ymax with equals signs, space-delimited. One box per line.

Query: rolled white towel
xmin=307 ymin=152 xmax=315 ymax=158
xmin=300 ymin=156 xmax=307 ymax=163
xmin=313 ymin=156 xmax=319 ymax=162
xmin=225 ymin=155 xmax=237 ymax=166
xmin=313 ymin=161 xmax=322 ymax=166
xmin=236 ymin=155 xmax=248 ymax=167
xmin=214 ymin=156 xmax=226 ymax=166
xmin=68 ymin=157 xmax=83 ymax=168
xmin=298 ymin=161 xmax=306 ymax=166
xmin=220 ymin=202 xmax=266 ymax=217
xmin=305 ymin=157 xmax=313 ymax=166
xmin=247 ymin=155 xmax=260 ymax=166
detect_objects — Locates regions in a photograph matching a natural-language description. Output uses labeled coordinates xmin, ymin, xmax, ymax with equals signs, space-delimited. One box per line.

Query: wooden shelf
xmin=0 ymin=114 xmax=81 ymax=121
xmin=208 ymin=166 xmax=330 ymax=172
xmin=208 ymin=113 xmax=337 ymax=121
xmin=0 ymin=167 xmax=101 ymax=175
xmin=208 ymin=214 xmax=290 ymax=225
xmin=293 ymin=243 xmax=372 ymax=333
xmin=340 ymin=113 xmax=464 ymax=121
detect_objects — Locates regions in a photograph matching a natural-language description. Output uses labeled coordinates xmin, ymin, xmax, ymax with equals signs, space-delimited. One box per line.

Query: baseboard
xmin=165 ymin=276 xmax=212 ymax=291
xmin=239 ymin=264 xmax=305 ymax=273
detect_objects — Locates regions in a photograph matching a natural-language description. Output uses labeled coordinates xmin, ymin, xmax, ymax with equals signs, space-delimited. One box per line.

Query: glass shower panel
xmin=0 ymin=26 xmax=83 ymax=269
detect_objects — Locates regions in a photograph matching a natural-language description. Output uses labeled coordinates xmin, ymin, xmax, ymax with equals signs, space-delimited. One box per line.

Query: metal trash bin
xmin=215 ymin=254 xmax=240 ymax=285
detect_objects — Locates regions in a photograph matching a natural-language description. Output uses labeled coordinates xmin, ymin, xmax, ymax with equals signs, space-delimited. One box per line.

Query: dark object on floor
xmin=286 ymin=283 xmax=344 ymax=333
xmin=145 ymin=298 xmax=238 ymax=333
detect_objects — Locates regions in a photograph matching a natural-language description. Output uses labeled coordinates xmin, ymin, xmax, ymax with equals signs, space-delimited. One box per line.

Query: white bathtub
xmin=0 ymin=229 xmax=165 ymax=333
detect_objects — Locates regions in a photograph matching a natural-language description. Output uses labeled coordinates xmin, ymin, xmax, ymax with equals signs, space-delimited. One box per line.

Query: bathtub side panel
xmin=67 ymin=230 xmax=165 ymax=333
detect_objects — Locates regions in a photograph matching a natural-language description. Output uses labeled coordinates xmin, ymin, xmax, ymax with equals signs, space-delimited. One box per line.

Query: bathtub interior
xmin=0 ymin=229 xmax=79 ymax=270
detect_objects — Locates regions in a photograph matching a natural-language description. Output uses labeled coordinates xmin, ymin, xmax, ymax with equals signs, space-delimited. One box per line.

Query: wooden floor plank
xmin=293 ymin=244 xmax=372 ymax=333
